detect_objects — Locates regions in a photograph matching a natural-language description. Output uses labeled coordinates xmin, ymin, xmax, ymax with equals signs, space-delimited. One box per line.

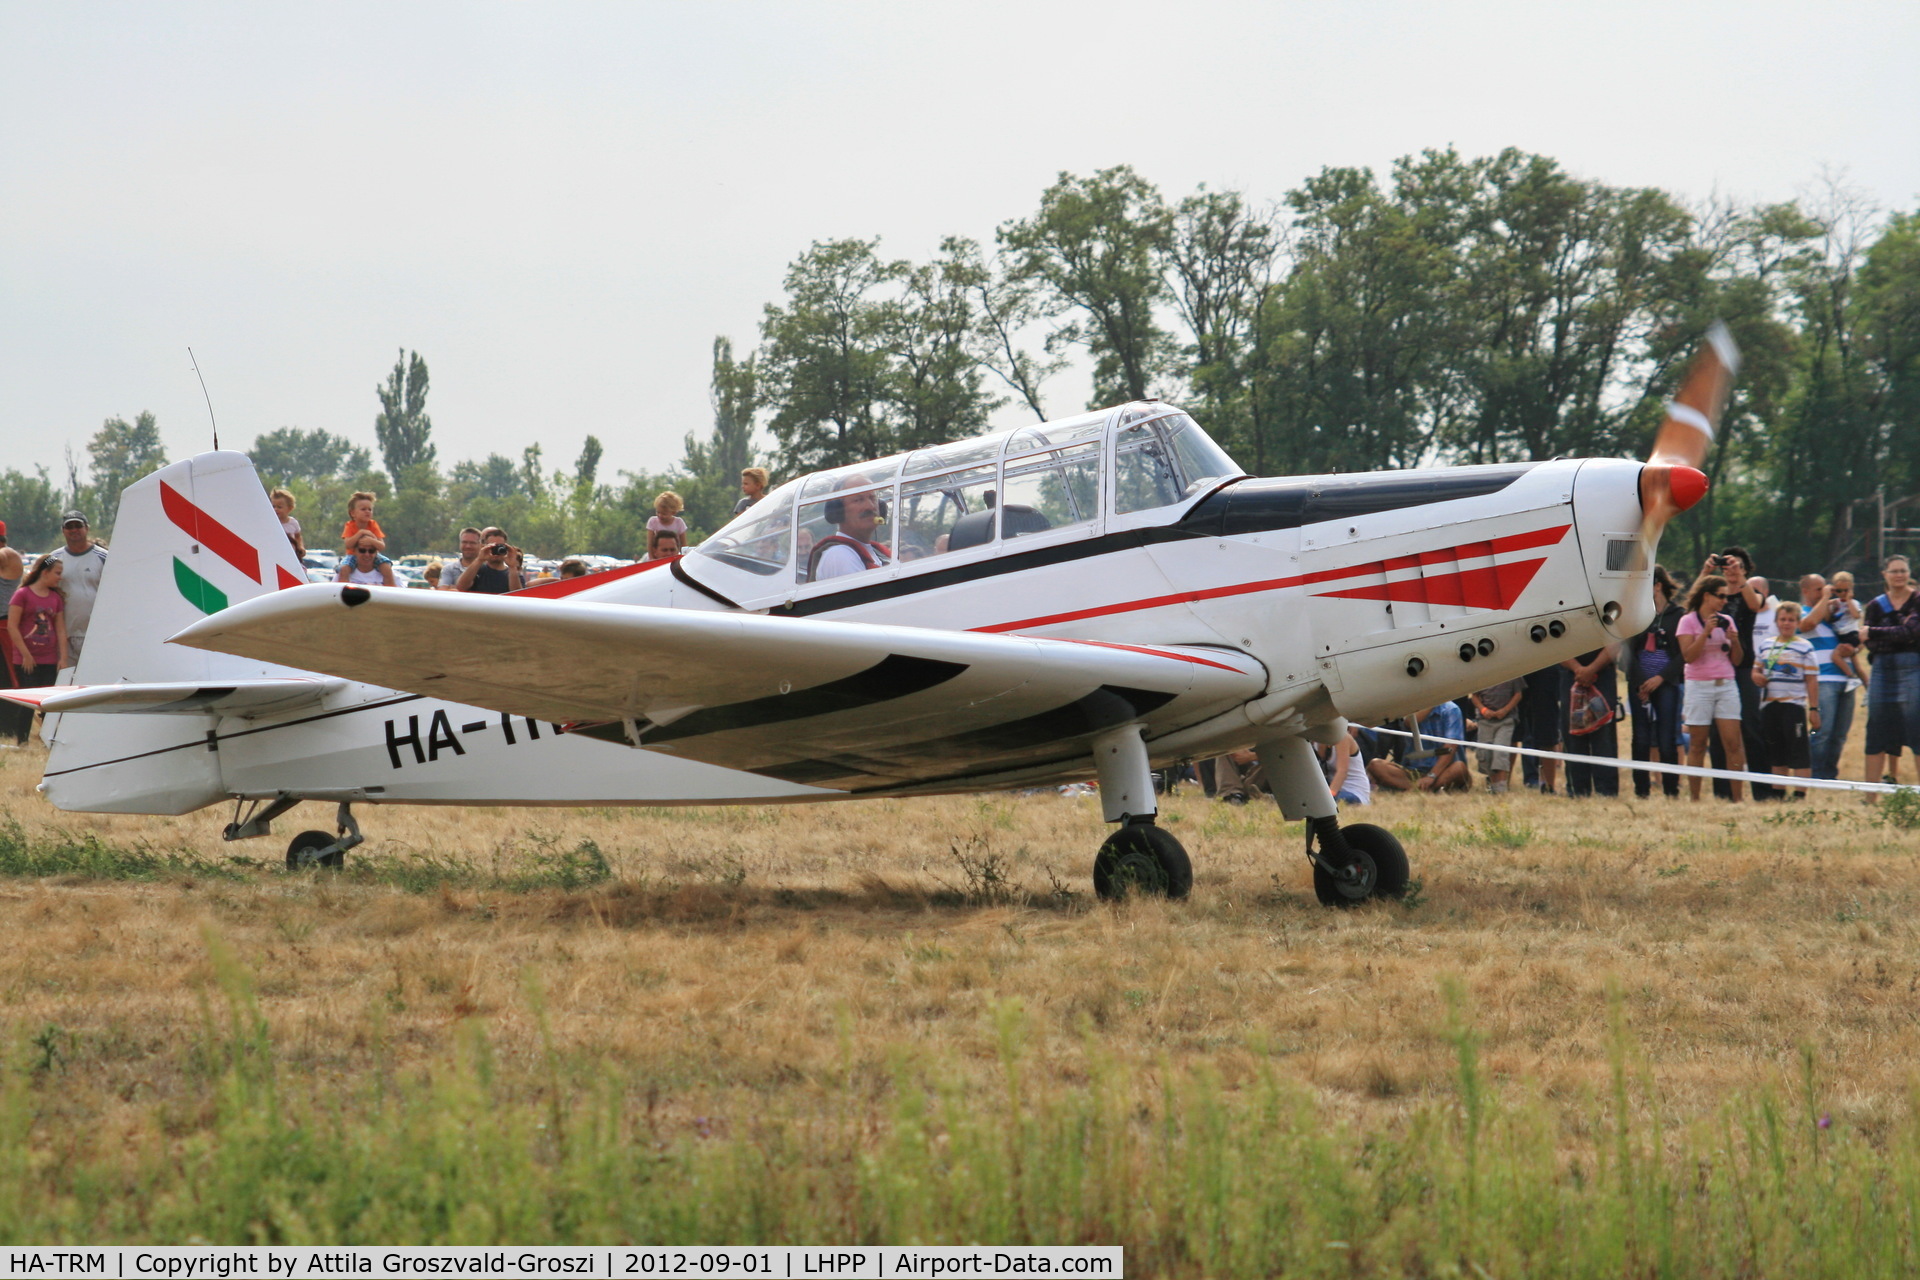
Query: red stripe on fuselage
xmin=974 ymin=524 xmax=1571 ymax=634
xmin=160 ymin=481 xmax=260 ymax=583
xmin=1317 ymin=557 xmax=1549 ymax=609
xmin=509 ymin=555 xmax=673 ymax=599
xmin=1056 ymin=638 xmax=1253 ymax=673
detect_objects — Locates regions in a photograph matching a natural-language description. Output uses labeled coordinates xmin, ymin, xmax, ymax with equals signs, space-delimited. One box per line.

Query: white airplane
xmin=6 ymin=330 xmax=1734 ymax=905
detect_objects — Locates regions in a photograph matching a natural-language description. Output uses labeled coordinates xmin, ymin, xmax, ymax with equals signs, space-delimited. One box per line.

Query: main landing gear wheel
xmin=1093 ymin=823 xmax=1193 ymax=901
xmin=286 ymin=829 xmax=344 ymax=870
xmin=1312 ymin=822 xmax=1409 ymax=908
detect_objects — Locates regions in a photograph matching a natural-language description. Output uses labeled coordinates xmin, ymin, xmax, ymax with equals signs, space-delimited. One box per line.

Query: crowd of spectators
xmin=1190 ymin=547 xmax=1920 ymax=809
xmin=303 ymin=467 xmax=776 ymax=591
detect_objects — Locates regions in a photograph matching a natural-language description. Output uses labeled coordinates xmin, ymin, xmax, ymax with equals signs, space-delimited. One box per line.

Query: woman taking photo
xmin=3 ymin=554 xmax=70 ymax=747
xmin=336 ymin=535 xmax=398 ymax=588
xmin=1679 ymin=574 xmax=1746 ymax=801
xmin=1863 ymin=554 xmax=1920 ymax=788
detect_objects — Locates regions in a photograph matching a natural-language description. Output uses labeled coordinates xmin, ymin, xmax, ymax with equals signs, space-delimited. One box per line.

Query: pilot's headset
xmin=823 ymin=492 xmax=890 ymax=524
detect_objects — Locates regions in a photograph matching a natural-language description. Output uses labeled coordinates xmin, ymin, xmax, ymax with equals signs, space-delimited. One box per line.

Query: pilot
xmin=809 ymin=477 xmax=892 ymax=581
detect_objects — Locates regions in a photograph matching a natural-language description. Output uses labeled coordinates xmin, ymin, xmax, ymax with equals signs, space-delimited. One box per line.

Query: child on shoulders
xmin=341 ymin=491 xmax=384 ymax=549
xmin=646 ymin=491 xmax=688 ymax=559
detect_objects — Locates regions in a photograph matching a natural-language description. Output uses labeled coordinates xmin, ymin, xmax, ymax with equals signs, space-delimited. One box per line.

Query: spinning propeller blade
xmin=1638 ymin=321 xmax=1739 ymax=548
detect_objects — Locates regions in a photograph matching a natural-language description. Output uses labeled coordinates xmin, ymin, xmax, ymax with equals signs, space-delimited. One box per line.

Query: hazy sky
xmin=4 ymin=0 xmax=1916 ymax=489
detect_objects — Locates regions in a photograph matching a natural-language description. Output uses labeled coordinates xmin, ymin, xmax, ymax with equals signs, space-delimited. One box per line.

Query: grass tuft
xmin=0 ymin=819 xmax=246 ymax=882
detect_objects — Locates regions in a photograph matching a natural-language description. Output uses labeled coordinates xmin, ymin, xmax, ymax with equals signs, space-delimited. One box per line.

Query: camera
xmin=487 ymin=543 xmax=511 ymax=557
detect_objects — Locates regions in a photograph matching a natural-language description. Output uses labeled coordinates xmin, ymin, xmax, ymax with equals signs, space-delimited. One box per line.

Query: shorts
xmin=1866 ymin=651 xmax=1920 ymax=755
xmin=1760 ymin=701 xmax=1810 ymax=770
xmin=1474 ymin=718 xmax=1516 ymax=774
xmin=1683 ymin=677 xmax=1742 ymax=726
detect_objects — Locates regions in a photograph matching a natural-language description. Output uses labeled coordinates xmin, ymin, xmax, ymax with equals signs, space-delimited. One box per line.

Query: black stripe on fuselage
xmin=1178 ymin=464 xmax=1540 ymax=538
xmin=39 ymin=693 xmax=426 ymax=778
xmin=731 ymin=465 xmax=1538 ymax=618
xmin=671 ymin=555 xmax=741 ymax=608
xmin=643 ymin=653 xmax=969 ymax=745
xmin=747 ymin=684 xmax=1179 ymax=788
xmin=757 ymin=525 xmax=1203 ymax=617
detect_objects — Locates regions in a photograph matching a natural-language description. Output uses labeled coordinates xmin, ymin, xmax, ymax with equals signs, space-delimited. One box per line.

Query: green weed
xmin=1879 ymin=787 xmax=1920 ymax=830
xmin=929 ymin=834 xmax=1021 ymax=906
xmin=1471 ymin=809 xmax=1534 ymax=849
xmin=0 ymin=820 xmax=246 ymax=883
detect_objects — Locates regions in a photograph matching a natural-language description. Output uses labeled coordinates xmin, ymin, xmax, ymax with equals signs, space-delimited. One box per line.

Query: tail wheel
xmin=1094 ymin=824 xmax=1193 ymax=901
xmin=286 ymin=829 xmax=344 ymax=870
xmin=1312 ymin=822 xmax=1409 ymax=908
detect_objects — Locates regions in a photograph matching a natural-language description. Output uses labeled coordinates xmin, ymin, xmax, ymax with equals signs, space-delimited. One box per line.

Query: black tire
xmin=286 ymin=829 xmax=344 ymax=870
xmin=1312 ymin=822 xmax=1409 ymax=908
xmin=1093 ymin=824 xmax=1193 ymax=901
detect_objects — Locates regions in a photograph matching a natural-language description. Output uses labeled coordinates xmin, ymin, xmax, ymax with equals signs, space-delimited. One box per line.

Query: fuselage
xmin=610 ymin=444 xmax=1653 ymax=767
xmin=40 ymin=407 xmax=1658 ymax=814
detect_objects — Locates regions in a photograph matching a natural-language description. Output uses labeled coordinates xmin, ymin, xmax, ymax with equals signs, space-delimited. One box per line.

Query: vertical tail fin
xmin=72 ymin=450 xmax=307 ymax=686
xmin=46 ymin=451 xmax=310 ymax=812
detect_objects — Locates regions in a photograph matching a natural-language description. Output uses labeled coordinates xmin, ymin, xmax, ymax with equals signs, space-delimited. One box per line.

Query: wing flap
xmin=169 ymin=585 xmax=1265 ymax=786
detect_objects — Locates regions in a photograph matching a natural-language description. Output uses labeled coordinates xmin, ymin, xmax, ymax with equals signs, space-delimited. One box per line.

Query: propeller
xmin=1638 ymin=321 xmax=1739 ymax=552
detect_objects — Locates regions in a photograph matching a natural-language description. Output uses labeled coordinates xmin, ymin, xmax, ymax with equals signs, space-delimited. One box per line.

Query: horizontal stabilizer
xmin=1 ymin=677 xmax=344 ymax=717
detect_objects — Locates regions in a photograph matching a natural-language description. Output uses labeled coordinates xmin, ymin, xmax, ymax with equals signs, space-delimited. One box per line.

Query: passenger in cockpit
xmin=810 ymin=477 xmax=892 ymax=581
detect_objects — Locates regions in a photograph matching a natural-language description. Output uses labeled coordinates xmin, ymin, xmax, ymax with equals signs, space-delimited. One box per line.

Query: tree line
xmin=4 ymin=149 xmax=1914 ymax=578
xmin=713 ymin=151 xmax=1918 ymax=577
xmin=0 ymin=350 xmax=685 ymax=559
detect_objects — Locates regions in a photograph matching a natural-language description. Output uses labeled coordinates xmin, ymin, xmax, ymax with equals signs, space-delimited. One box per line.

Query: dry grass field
xmin=4 ymin=734 xmax=1920 ymax=1272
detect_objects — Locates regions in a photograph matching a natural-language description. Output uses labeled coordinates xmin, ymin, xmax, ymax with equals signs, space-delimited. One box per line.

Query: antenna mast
xmin=188 ymin=347 xmax=219 ymax=450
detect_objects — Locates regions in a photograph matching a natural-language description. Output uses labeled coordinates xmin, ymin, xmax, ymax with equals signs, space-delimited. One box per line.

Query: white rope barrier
xmin=1369 ymin=726 xmax=1906 ymax=796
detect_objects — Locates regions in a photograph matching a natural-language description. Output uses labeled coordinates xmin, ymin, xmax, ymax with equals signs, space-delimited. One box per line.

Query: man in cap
xmin=50 ymin=511 xmax=108 ymax=666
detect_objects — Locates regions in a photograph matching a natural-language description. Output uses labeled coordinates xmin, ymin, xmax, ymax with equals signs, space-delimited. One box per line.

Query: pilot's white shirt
xmin=815 ymin=541 xmax=890 ymax=580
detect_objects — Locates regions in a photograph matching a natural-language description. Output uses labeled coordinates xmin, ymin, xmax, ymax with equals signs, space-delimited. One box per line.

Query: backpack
xmin=1567 ymin=683 xmax=1614 ymax=737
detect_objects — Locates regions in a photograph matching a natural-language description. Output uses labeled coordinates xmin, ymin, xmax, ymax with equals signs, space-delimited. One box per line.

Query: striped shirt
xmin=1807 ymin=621 xmax=1847 ymax=682
xmin=1757 ymin=636 xmax=1817 ymax=705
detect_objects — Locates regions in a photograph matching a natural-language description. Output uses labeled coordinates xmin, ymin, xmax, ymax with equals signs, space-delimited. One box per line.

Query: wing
xmin=170 ymin=585 xmax=1265 ymax=790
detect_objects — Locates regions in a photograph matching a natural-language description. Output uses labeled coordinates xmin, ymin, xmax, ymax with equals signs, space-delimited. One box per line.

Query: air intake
xmin=1605 ymin=538 xmax=1647 ymax=572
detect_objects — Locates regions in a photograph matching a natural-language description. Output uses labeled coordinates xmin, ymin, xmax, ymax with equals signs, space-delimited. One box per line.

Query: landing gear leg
xmin=285 ymin=802 xmax=364 ymax=870
xmin=224 ymin=793 xmax=300 ymax=842
xmin=1256 ymin=733 xmax=1408 ymax=908
xmin=1089 ymin=725 xmax=1191 ymax=900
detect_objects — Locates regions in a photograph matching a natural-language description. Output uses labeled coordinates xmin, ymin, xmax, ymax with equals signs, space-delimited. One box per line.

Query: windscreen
xmin=695 ymin=479 xmax=800 ymax=576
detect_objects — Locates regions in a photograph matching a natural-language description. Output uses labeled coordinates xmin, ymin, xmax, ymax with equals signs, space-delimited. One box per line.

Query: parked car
xmin=565 ymin=554 xmax=633 ymax=571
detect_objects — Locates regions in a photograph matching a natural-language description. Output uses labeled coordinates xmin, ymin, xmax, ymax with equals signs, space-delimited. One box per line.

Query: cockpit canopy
xmin=695 ymin=404 xmax=1243 ymax=595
